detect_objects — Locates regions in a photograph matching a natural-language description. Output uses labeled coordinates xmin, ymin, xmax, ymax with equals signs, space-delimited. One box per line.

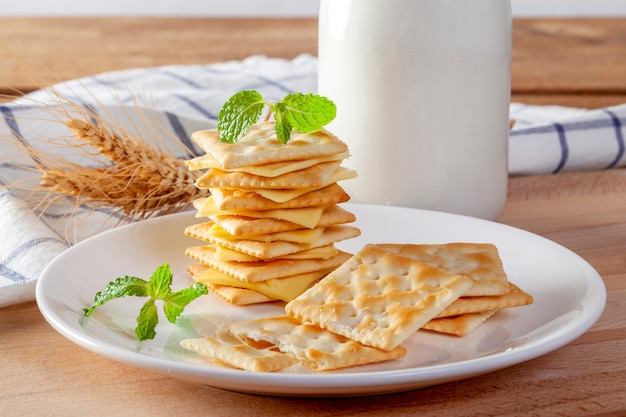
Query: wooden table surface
xmin=1 ymin=17 xmax=625 ymax=417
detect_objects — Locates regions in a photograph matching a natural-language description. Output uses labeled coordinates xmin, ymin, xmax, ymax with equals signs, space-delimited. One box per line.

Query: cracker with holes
xmin=181 ymin=331 xmax=297 ymax=372
xmin=375 ymin=243 xmax=510 ymax=296
xmin=285 ymin=244 xmax=474 ymax=351
xmin=228 ymin=315 xmax=406 ymax=371
xmin=191 ymin=122 xmax=348 ymax=169
xmin=184 ymin=121 xmax=360 ymax=305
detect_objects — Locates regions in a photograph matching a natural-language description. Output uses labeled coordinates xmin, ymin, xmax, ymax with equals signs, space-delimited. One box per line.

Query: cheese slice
xmin=215 ymin=244 xmax=339 ymax=262
xmin=248 ymin=167 xmax=357 ymax=203
xmin=202 ymin=222 xmax=326 ymax=244
xmin=193 ymin=267 xmax=332 ymax=302
xmin=186 ymin=151 xmax=349 ymax=177
xmin=195 ymin=196 xmax=325 ymax=228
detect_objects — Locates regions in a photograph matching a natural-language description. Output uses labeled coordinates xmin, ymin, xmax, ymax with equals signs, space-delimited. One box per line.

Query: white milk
xmin=318 ymin=0 xmax=511 ymax=220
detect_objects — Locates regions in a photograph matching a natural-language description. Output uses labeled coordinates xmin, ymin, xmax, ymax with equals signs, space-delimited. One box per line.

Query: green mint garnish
xmin=217 ymin=90 xmax=336 ymax=144
xmin=83 ymin=263 xmax=208 ymax=341
xmin=217 ymin=90 xmax=266 ymax=144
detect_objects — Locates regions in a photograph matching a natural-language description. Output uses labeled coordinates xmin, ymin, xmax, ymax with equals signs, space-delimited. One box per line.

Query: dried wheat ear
xmin=36 ymin=117 xmax=204 ymax=220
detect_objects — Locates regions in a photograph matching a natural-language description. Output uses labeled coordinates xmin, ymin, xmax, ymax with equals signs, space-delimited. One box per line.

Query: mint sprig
xmin=83 ymin=263 xmax=208 ymax=341
xmin=217 ymin=90 xmax=336 ymax=144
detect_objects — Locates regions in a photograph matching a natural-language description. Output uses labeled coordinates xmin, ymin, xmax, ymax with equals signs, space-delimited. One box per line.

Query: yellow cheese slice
xmin=207 ymin=223 xmax=326 ymax=244
xmin=193 ymin=267 xmax=331 ymax=302
xmin=196 ymin=196 xmax=325 ymax=228
xmin=215 ymin=244 xmax=339 ymax=262
xmin=249 ymin=167 xmax=358 ymax=203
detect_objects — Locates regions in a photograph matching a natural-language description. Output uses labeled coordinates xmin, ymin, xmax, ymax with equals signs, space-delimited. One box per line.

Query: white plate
xmin=36 ymin=204 xmax=606 ymax=397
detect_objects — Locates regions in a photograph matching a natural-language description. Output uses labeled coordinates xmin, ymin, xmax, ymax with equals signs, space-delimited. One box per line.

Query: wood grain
xmin=1 ymin=16 xmax=625 ymax=416
xmin=1 ymin=18 xmax=626 ymax=108
xmin=0 ymin=17 xmax=318 ymax=96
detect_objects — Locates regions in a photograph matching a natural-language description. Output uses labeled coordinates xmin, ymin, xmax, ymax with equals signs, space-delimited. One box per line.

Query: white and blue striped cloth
xmin=1 ymin=54 xmax=624 ymax=307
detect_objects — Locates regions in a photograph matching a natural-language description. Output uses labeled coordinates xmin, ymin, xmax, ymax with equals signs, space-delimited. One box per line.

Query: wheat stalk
xmin=0 ymin=48 xmax=206 ymax=221
xmin=33 ymin=117 xmax=203 ymax=220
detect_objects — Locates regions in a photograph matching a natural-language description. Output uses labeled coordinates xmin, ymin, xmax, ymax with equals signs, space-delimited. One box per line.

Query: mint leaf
xmin=281 ymin=93 xmax=336 ymax=133
xmin=216 ymin=90 xmax=337 ymax=144
xmin=163 ymin=282 xmax=209 ymax=323
xmin=83 ymin=276 xmax=149 ymax=316
xmin=148 ymin=263 xmax=173 ymax=299
xmin=271 ymin=102 xmax=293 ymax=144
xmin=83 ymin=263 xmax=208 ymax=341
xmin=136 ymin=298 xmax=158 ymax=341
xmin=218 ymin=90 xmax=266 ymax=143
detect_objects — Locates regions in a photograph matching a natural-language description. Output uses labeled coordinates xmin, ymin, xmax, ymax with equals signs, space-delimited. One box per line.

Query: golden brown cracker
xmin=205 ymin=283 xmax=277 ymax=305
xmin=194 ymin=196 xmax=328 ymax=228
xmin=186 ymin=221 xmax=326 ymax=244
xmin=210 ymin=183 xmax=350 ymax=211
xmin=435 ymin=282 xmax=533 ymax=318
xmin=185 ymin=244 xmax=352 ymax=282
xmin=212 ymin=204 xmax=356 ymax=236
xmin=423 ymin=310 xmax=499 ymax=336
xmin=228 ymin=315 xmax=406 ymax=371
xmin=195 ymin=161 xmax=343 ymax=190
xmin=191 ymin=122 xmax=348 ymax=169
xmin=187 ymin=225 xmax=360 ymax=260
xmin=186 ymin=150 xmax=349 ymax=176
xmin=213 ymin=245 xmax=339 ymax=262
xmin=375 ymin=243 xmax=510 ymax=297
xmin=194 ymin=266 xmax=333 ymax=302
xmin=285 ymin=244 xmax=474 ymax=351
xmin=180 ymin=331 xmax=296 ymax=372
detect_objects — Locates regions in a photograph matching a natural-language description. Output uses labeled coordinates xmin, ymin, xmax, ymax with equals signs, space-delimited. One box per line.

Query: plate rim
xmin=35 ymin=204 xmax=607 ymax=396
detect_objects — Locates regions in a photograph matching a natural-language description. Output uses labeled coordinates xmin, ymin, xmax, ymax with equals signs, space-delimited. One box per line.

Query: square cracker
xmin=186 ymin=150 xmax=349 ymax=177
xmin=213 ymin=245 xmax=339 ymax=262
xmin=186 ymin=221 xmax=327 ymax=245
xmin=191 ymin=122 xmax=347 ymax=169
xmin=205 ymin=283 xmax=277 ymax=305
xmin=185 ymin=245 xmax=352 ymax=282
xmin=194 ymin=196 xmax=328 ymax=229
xmin=212 ymin=204 xmax=356 ymax=236
xmin=228 ymin=315 xmax=406 ymax=371
xmin=375 ymin=243 xmax=510 ymax=297
xmin=210 ymin=183 xmax=350 ymax=211
xmin=180 ymin=331 xmax=297 ymax=372
xmin=187 ymin=225 xmax=360 ymax=260
xmin=195 ymin=161 xmax=342 ymax=190
xmin=435 ymin=282 xmax=533 ymax=318
xmin=285 ymin=244 xmax=474 ymax=351
xmin=187 ymin=263 xmax=277 ymax=304
xmin=423 ymin=310 xmax=499 ymax=336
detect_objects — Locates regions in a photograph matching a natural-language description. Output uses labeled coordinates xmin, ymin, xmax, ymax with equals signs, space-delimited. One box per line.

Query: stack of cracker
xmin=183 ymin=122 xmax=361 ymax=305
xmin=181 ymin=242 xmax=533 ymax=372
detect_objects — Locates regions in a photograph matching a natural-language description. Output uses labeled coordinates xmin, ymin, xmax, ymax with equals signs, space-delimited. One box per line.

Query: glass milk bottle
xmin=318 ymin=0 xmax=511 ymax=220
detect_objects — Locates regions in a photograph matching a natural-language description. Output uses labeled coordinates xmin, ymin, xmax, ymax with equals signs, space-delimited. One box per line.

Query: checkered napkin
xmin=0 ymin=54 xmax=624 ymax=307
